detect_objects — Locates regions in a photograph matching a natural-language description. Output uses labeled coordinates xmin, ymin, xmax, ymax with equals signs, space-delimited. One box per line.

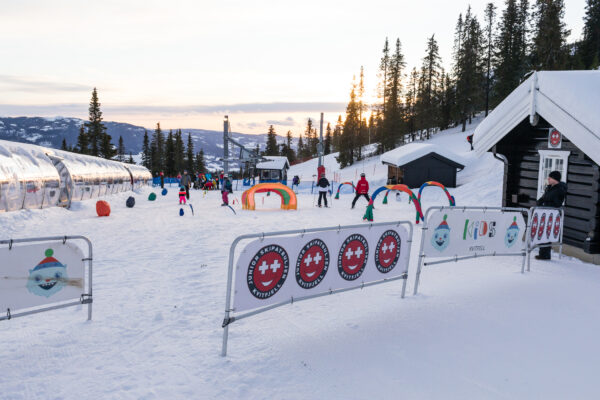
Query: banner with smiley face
xmin=528 ymin=208 xmax=563 ymax=247
xmin=0 ymin=242 xmax=85 ymax=312
xmin=421 ymin=209 xmax=526 ymax=258
xmin=233 ymin=224 xmax=411 ymax=313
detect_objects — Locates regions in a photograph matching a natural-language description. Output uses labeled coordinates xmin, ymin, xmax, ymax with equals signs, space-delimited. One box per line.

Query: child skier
xmin=221 ymin=174 xmax=233 ymax=206
xmin=316 ymin=173 xmax=330 ymax=208
xmin=351 ymin=173 xmax=370 ymax=209
xmin=178 ymin=185 xmax=187 ymax=205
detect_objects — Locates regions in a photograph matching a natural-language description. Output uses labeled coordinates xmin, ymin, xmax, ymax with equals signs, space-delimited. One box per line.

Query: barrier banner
xmin=528 ymin=208 xmax=562 ymax=247
xmin=0 ymin=242 xmax=85 ymax=312
xmin=422 ymin=209 xmax=526 ymax=258
xmin=233 ymin=224 xmax=410 ymax=312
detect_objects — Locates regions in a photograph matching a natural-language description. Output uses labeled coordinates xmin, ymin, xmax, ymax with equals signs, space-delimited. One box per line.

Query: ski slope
xmin=1 ymin=118 xmax=600 ymax=399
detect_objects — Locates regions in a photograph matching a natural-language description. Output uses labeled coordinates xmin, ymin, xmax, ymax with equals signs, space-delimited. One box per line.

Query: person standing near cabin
xmin=317 ymin=174 xmax=330 ymax=208
xmin=292 ymin=175 xmax=300 ymax=192
xmin=351 ymin=173 xmax=370 ymax=209
xmin=536 ymin=170 xmax=567 ymax=260
xmin=221 ymin=174 xmax=233 ymax=206
xmin=180 ymin=170 xmax=192 ymax=200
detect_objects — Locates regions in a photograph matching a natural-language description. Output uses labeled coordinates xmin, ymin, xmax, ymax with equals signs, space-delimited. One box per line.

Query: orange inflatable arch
xmin=242 ymin=183 xmax=297 ymax=210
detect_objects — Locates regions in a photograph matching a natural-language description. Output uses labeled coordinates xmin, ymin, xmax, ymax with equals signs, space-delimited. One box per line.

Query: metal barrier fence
xmin=0 ymin=235 xmax=93 ymax=322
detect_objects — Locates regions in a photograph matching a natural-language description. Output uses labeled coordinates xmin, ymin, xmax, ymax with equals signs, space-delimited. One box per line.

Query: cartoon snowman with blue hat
xmin=431 ymin=214 xmax=451 ymax=252
xmin=26 ymin=248 xmax=68 ymax=298
xmin=504 ymin=216 xmax=520 ymax=248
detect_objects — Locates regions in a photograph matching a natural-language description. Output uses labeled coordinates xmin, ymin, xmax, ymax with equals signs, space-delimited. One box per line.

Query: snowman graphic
xmin=26 ymin=248 xmax=68 ymax=298
xmin=504 ymin=216 xmax=520 ymax=248
xmin=431 ymin=214 xmax=450 ymax=252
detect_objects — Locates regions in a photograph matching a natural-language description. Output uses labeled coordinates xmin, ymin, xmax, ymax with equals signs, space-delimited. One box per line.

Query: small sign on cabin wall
xmin=548 ymin=128 xmax=562 ymax=149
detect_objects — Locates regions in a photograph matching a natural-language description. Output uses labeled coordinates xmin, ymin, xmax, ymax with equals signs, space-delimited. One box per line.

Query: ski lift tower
xmin=222 ymin=115 xmax=264 ymax=179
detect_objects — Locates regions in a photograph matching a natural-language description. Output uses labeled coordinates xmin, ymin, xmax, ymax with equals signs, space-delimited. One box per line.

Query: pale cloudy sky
xmin=0 ymin=0 xmax=587 ymax=135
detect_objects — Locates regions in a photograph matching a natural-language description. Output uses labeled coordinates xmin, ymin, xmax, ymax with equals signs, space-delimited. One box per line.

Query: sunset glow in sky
xmin=0 ymin=0 xmax=587 ymax=134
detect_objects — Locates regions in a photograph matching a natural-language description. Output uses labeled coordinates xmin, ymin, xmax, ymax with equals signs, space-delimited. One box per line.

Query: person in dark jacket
xmin=160 ymin=171 xmax=165 ymax=189
xmin=351 ymin=173 xmax=370 ymax=209
xmin=180 ymin=170 xmax=192 ymax=199
xmin=316 ymin=174 xmax=330 ymax=207
xmin=535 ymin=170 xmax=567 ymax=260
xmin=467 ymin=134 xmax=474 ymax=151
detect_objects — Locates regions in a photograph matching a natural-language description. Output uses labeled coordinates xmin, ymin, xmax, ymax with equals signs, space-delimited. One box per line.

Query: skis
xmin=189 ymin=203 xmax=195 ymax=215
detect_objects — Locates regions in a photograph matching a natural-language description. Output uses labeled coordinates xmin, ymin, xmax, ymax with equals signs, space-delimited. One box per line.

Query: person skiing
xmin=159 ymin=171 xmax=165 ymax=189
xmin=292 ymin=175 xmax=300 ymax=192
xmin=316 ymin=173 xmax=330 ymax=208
xmin=221 ymin=174 xmax=233 ymax=206
xmin=467 ymin=134 xmax=474 ymax=151
xmin=535 ymin=170 xmax=567 ymax=260
xmin=351 ymin=173 xmax=370 ymax=209
xmin=180 ymin=170 xmax=192 ymax=200
xmin=178 ymin=185 xmax=187 ymax=205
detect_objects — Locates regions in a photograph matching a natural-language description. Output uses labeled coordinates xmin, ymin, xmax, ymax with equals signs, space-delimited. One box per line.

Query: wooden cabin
xmin=474 ymin=71 xmax=600 ymax=259
xmin=255 ymin=156 xmax=290 ymax=185
xmin=381 ymin=143 xmax=465 ymax=188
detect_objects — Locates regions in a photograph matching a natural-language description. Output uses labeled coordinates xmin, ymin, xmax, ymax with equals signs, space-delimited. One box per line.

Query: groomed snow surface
xmin=2 ymin=119 xmax=600 ymax=399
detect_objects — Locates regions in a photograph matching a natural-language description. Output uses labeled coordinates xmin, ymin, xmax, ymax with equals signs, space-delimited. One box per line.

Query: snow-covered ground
xmin=2 ymin=118 xmax=600 ymax=399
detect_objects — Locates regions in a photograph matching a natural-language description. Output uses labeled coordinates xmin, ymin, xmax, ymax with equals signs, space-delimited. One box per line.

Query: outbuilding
xmin=380 ymin=143 xmax=465 ymax=188
xmin=255 ymin=156 xmax=290 ymax=185
xmin=474 ymin=70 xmax=600 ymax=259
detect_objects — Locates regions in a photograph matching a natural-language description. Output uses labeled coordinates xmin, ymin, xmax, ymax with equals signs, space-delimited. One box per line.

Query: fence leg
xmin=413 ymin=255 xmax=424 ymax=295
xmin=221 ymin=323 xmax=229 ymax=357
xmin=401 ymin=275 xmax=407 ymax=298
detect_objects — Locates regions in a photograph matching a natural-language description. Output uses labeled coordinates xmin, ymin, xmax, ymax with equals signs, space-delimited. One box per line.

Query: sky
xmin=0 ymin=0 xmax=587 ymax=135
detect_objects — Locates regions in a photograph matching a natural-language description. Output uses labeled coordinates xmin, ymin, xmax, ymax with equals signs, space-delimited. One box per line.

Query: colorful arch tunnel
xmin=242 ymin=183 xmax=297 ymax=210
xmin=363 ymin=184 xmax=424 ymax=223
xmin=334 ymin=182 xmax=355 ymax=199
xmin=417 ymin=181 xmax=456 ymax=207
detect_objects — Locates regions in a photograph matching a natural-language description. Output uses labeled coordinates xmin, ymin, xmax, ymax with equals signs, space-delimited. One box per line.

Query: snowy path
xmin=2 ymin=186 xmax=600 ymax=399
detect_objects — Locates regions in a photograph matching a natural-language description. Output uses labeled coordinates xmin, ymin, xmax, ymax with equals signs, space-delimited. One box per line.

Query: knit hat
xmin=360 ymin=173 xmax=365 ymax=177
xmin=32 ymin=249 xmax=63 ymax=271
xmin=549 ymin=170 xmax=561 ymax=181
xmin=436 ymin=214 xmax=450 ymax=230
xmin=508 ymin=216 xmax=519 ymax=231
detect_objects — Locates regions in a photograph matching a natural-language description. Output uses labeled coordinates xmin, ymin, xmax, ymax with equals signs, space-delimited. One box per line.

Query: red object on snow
xmin=317 ymin=165 xmax=325 ymax=179
xmin=96 ymin=200 xmax=111 ymax=217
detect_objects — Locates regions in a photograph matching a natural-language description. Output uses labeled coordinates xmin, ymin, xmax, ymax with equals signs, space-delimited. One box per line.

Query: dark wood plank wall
xmin=495 ymin=118 xmax=600 ymax=252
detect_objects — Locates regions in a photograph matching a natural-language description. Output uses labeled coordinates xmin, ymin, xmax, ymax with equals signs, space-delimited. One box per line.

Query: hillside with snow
xmin=2 ymin=117 xmax=599 ymax=399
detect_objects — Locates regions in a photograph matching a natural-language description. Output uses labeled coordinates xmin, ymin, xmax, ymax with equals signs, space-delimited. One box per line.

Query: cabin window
xmin=537 ymin=150 xmax=569 ymax=199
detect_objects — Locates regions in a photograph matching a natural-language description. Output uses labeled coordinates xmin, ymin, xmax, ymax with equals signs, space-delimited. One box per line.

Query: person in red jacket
xmin=351 ymin=173 xmax=370 ymax=209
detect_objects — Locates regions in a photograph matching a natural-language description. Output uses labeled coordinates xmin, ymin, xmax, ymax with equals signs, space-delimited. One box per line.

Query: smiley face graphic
xmin=537 ymin=213 xmax=546 ymax=241
xmin=431 ymin=214 xmax=450 ymax=252
xmin=247 ymin=245 xmax=289 ymax=299
xmin=546 ymin=214 xmax=554 ymax=240
xmin=374 ymin=230 xmax=401 ymax=273
xmin=530 ymin=214 xmax=539 ymax=240
xmin=553 ymin=214 xmax=561 ymax=239
xmin=296 ymin=239 xmax=329 ymax=289
xmin=504 ymin=216 xmax=520 ymax=248
xmin=338 ymin=234 xmax=369 ymax=281
xmin=26 ymin=249 xmax=68 ymax=298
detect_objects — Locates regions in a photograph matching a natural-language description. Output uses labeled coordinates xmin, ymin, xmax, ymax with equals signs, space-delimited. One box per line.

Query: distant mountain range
xmin=0 ymin=116 xmax=276 ymax=168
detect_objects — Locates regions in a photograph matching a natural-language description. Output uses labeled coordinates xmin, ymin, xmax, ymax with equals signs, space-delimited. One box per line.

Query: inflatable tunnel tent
xmin=242 ymin=183 xmax=297 ymax=210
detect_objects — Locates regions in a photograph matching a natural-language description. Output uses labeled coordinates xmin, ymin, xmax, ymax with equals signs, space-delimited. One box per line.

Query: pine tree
xmin=332 ymin=115 xmax=343 ymax=152
xmin=76 ymin=125 xmax=88 ymax=154
xmin=165 ymin=130 xmax=176 ymax=176
xmin=100 ymin=131 xmax=116 ymax=159
xmin=297 ymin=134 xmax=305 ymax=160
xmin=61 ymin=138 xmax=68 ymax=151
xmin=286 ymin=131 xmax=296 ymax=162
xmin=174 ymin=130 xmax=185 ymax=174
xmin=356 ymin=66 xmax=369 ymax=159
xmin=195 ymin=149 xmax=206 ymax=173
xmin=186 ymin=133 xmax=195 ymax=173
xmin=405 ymin=68 xmax=419 ymax=139
xmin=117 ymin=136 xmax=126 ymax=162
xmin=324 ymin=123 xmax=332 ymax=155
xmin=151 ymin=123 xmax=165 ymax=175
xmin=84 ymin=87 xmax=107 ymax=157
xmin=483 ymin=3 xmax=497 ymax=116
xmin=339 ymin=81 xmax=360 ymax=168
xmin=494 ymin=0 xmax=530 ymax=105
xmin=380 ymin=38 xmax=406 ymax=151
xmin=418 ymin=34 xmax=443 ymax=139
xmin=376 ymin=38 xmax=390 ymax=120
xmin=142 ymin=130 xmax=151 ymax=170
xmin=531 ymin=0 xmax=570 ymax=70
xmin=580 ymin=0 xmax=600 ymax=69
xmin=305 ymin=119 xmax=317 ymax=157
xmin=128 ymin=152 xmax=134 ymax=164
xmin=265 ymin=125 xmax=279 ymax=156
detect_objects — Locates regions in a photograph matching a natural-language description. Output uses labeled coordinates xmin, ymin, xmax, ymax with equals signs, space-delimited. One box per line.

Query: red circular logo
xmin=247 ymin=245 xmax=289 ymax=299
xmin=537 ymin=213 xmax=546 ymax=241
xmin=546 ymin=213 xmax=554 ymax=239
xmin=374 ymin=230 xmax=401 ymax=273
xmin=295 ymin=239 xmax=329 ymax=289
xmin=338 ymin=234 xmax=368 ymax=281
xmin=531 ymin=214 xmax=539 ymax=240
xmin=553 ymin=214 xmax=561 ymax=239
xmin=550 ymin=129 xmax=561 ymax=146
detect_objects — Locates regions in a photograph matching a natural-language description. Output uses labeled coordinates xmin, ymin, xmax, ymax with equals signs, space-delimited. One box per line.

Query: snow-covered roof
xmin=474 ymin=70 xmax=600 ymax=164
xmin=256 ymin=156 xmax=290 ymax=170
xmin=380 ymin=143 xmax=466 ymax=168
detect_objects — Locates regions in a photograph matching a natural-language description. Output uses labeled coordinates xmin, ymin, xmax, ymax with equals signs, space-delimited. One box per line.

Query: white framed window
xmin=537 ymin=150 xmax=569 ymax=199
